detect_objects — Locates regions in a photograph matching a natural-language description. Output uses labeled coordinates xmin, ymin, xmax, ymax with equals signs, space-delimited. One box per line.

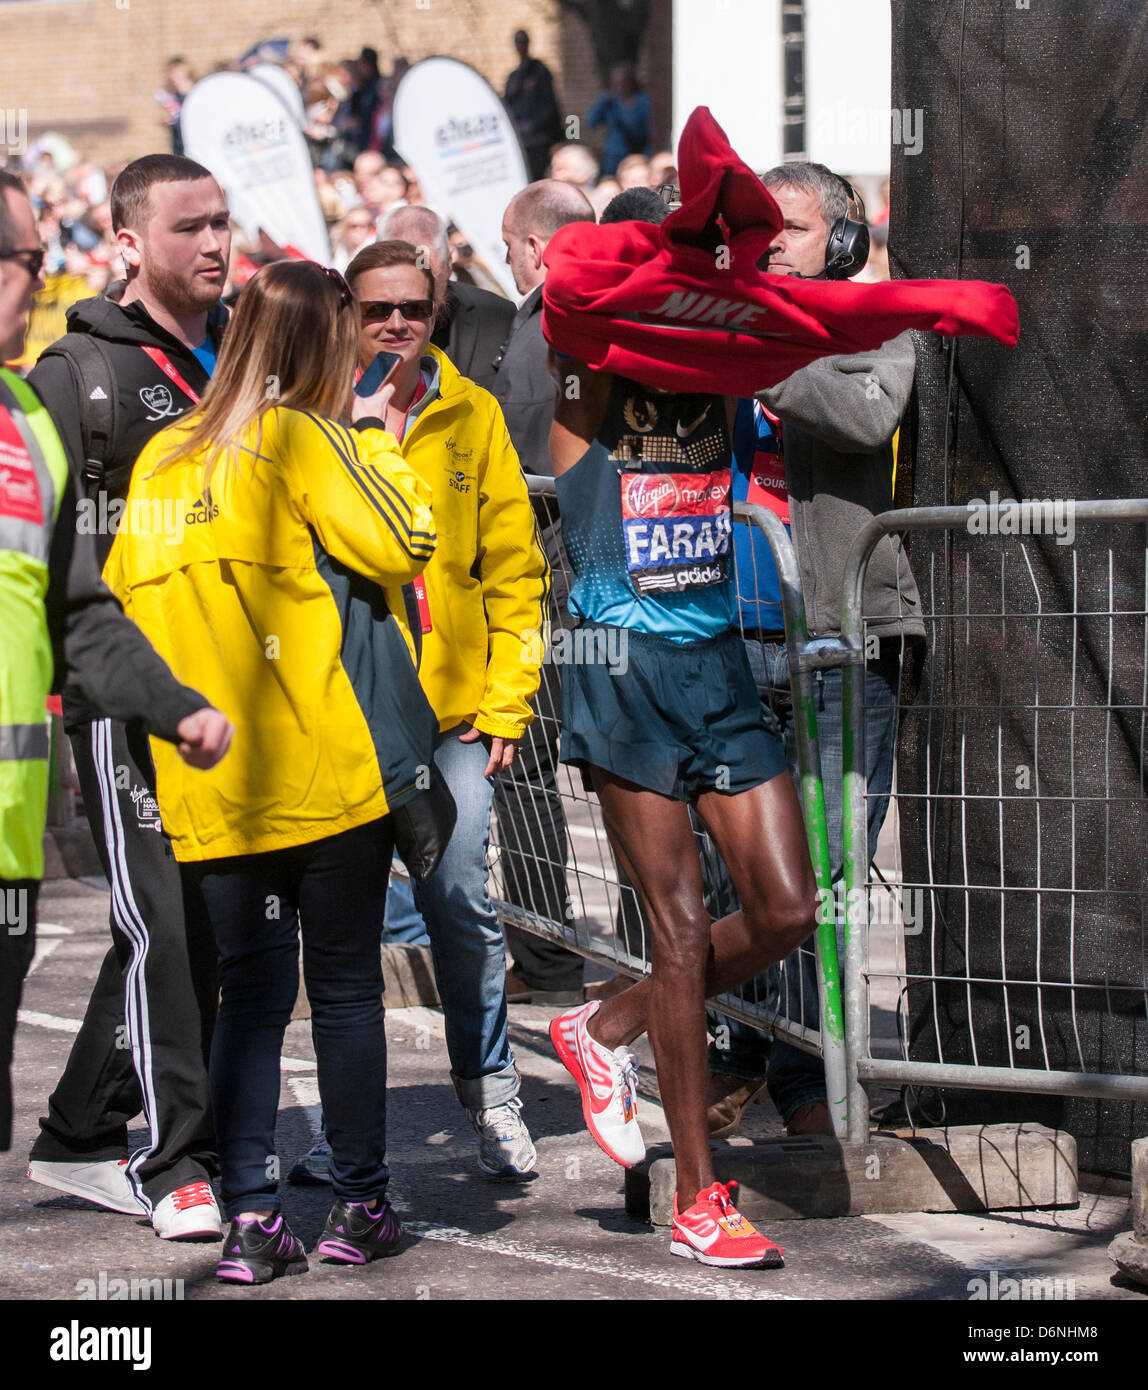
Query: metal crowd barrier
xmin=840 ymin=499 xmax=1148 ymax=1145
xmin=489 ymin=477 xmax=852 ymax=1137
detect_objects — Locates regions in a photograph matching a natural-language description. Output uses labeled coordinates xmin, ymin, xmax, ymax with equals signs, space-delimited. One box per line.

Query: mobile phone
xmin=354 ymin=351 xmax=402 ymax=397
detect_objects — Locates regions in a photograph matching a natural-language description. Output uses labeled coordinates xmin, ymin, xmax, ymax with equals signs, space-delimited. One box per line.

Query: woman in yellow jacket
xmin=104 ymin=261 xmax=438 ymax=1284
xmin=338 ymin=240 xmax=548 ymax=1179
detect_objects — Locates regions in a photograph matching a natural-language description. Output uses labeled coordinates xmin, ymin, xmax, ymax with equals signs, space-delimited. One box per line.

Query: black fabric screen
xmin=890 ymin=0 xmax=1148 ymax=1173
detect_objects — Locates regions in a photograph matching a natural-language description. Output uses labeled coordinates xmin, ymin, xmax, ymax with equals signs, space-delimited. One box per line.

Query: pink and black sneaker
xmin=317 ymin=1197 xmax=403 ymax=1264
xmin=216 ymin=1214 xmax=308 ymax=1285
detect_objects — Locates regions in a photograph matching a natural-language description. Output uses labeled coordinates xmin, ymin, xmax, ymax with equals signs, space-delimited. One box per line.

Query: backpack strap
xmin=38 ymin=334 xmax=118 ymax=498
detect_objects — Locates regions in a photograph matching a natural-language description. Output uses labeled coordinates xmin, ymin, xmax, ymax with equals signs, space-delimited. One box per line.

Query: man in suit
xmin=377 ymin=206 xmax=513 ymax=391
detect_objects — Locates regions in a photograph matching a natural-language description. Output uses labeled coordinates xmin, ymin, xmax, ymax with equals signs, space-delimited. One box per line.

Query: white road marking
xmin=403 ymin=1220 xmax=795 ymax=1299
xmin=15 ymin=1008 xmax=317 ymax=1076
xmin=26 ymin=937 xmax=65 ymax=978
xmin=16 ymin=1009 xmax=81 ymax=1034
xmin=35 ymin=922 xmax=71 ymax=934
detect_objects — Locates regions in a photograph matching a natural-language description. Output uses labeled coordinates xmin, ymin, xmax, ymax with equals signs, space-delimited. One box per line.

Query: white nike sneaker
xmin=151 ymin=1181 xmax=222 ymax=1240
xmin=549 ymin=1000 xmax=645 ymax=1167
xmin=27 ymin=1158 xmax=146 ymax=1215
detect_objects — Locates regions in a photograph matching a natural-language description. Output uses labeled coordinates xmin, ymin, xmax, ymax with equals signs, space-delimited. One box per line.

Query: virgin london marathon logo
xmin=130 ymin=785 xmax=163 ymax=833
xmin=139 ymin=383 xmax=181 ymax=422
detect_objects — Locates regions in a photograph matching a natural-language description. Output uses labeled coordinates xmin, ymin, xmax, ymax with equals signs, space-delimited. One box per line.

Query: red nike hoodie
xmin=541 ymin=107 xmax=1019 ymax=396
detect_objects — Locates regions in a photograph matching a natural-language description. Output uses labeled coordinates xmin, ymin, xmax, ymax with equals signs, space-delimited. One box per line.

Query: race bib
xmin=620 ymin=469 xmax=732 ymax=595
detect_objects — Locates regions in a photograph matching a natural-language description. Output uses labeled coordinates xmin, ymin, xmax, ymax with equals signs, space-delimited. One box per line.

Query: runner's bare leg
xmin=586 ymin=767 xmax=815 ymax=1205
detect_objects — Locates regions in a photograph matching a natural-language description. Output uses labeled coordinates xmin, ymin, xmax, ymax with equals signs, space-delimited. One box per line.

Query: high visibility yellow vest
xmin=0 ymin=367 xmax=69 ymax=880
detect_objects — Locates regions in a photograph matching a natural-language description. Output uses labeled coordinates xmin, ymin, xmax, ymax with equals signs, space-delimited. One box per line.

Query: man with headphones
xmin=705 ymin=162 xmax=925 ymax=1138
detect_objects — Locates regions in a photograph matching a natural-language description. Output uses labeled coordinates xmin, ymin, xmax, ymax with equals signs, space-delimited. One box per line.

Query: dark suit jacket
xmin=431 ymin=280 xmax=515 ymax=392
xmin=490 ymin=285 xmax=554 ymax=477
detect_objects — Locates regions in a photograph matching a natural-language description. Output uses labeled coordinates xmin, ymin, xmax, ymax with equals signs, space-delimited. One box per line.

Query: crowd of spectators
xmin=3 ymin=26 xmax=892 ymax=370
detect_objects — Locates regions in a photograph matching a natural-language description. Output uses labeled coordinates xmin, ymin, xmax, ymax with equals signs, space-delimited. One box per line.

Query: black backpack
xmin=38 ymin=335 xmax=120 ymax=499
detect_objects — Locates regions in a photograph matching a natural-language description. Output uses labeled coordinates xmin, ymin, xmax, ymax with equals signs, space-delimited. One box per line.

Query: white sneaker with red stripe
xmin=671 ymin=1180 xmax=784 ymax=1268
xmin=151 ymin=1181 xmax=222 ymax=1240
xmin=27 ymin=1158 xmax=146 ymax=1215
xmin=549 ymin=1000 xmax=645 ymax=1167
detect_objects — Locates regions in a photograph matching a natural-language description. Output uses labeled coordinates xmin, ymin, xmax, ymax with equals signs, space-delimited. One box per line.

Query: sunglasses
xmin=0 ymin=247 xmax=45 ymax=278
xmin=358 ymin=298 xmax=435 ymax=323
xmin=321 ymin=265 xmax=353 ymax=309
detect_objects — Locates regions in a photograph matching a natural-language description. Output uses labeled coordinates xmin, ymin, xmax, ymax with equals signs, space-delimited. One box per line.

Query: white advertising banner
xmin=180 ymin=71 xmax=330 ymax=264
xmin=249 ymin=62 xmax=307 ymax=127
xmin=393 ymin=58 xmax=528 ymax=300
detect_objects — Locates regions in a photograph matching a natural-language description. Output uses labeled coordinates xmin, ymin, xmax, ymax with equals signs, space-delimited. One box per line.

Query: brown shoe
xmin=785 ymin=1101 xmax=833 ymax=1136
xmin=706 ymin=1071 xmax=769 ymax=1138
xmin=582 ymin=973 xmax=633 ymax=1004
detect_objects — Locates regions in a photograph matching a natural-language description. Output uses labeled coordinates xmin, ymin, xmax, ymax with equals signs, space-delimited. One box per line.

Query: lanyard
xmin=411 ymin=574 xmax=433 ymax=633
xmin=140 ymin=345 xmax=201 ymax=404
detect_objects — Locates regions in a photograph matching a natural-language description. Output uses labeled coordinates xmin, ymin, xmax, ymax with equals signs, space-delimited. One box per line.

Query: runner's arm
xmin=548 ymin=354 xmax=612 ymax=475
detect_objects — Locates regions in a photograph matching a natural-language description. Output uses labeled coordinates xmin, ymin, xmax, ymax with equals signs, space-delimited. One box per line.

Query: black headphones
xmin=822 ymin=175 xmax=870 ymax=280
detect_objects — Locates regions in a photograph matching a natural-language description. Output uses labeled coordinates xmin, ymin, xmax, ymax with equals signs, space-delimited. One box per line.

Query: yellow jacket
xmin=104 ymin=407 xmax=439 ymax=862
xmin=399 ymin=346 xmax=548 ymax=738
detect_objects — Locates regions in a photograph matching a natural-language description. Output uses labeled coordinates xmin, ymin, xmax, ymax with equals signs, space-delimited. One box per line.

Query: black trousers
xmin=29 ymin=718 xmax=217 ymax=1207
xmin=1 ymin=878 xmax=38 ymax=1151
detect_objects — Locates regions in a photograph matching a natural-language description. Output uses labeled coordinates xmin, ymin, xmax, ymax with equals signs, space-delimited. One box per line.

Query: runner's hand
xmin=175 ymin=708 xmax=234 ymax=769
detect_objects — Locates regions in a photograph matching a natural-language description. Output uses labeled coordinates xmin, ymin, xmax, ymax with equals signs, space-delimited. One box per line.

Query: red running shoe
xmin=549 ymin=1000 xmax=645 ymax=1167
xmin=671 ymin=1180 xmax=785 ymax=1268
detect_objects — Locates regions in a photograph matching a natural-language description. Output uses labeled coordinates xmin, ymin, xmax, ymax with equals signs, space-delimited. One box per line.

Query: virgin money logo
xmin=624 ymin=475 xmax=679 ymax=518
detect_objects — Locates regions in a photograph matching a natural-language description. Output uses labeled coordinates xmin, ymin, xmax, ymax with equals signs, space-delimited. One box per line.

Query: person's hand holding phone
xmin=351 ymin=350 xmax=402 ymax=424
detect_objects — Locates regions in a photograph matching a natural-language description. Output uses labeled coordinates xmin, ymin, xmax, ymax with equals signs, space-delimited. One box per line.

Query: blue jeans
xmin=182 ymin=819 xmax=394 ymax=1219
xmin=382 ymin=856 xmax=430 ymax=945
xmin=708 ymin=640 xmax=900 ymax=1122
xmin=412 ymin=727 xmax=518 ymax=1112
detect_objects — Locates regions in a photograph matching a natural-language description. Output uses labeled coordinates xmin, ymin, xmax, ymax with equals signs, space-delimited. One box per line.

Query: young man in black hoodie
xmin=25 ymin=155 xmax=233 ymax=1240
xmin=0 ymin=168 xmax=232 ymax=1159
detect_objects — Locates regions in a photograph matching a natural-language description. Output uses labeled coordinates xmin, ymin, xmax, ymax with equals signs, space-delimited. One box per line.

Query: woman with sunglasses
xmin=104 ymin=260 xmax=439 ymax=1284
xmin=338 ymin=240 xmax=548 ymax=1179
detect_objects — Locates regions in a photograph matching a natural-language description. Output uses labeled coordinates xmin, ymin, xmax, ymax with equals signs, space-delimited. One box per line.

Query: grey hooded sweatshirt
xmin=756 ymin=330 xmax=925 ymax=643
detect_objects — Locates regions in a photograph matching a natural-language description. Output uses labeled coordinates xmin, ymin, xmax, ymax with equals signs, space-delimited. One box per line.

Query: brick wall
xmin=0 ymin=0 xmax=670 ymax=170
